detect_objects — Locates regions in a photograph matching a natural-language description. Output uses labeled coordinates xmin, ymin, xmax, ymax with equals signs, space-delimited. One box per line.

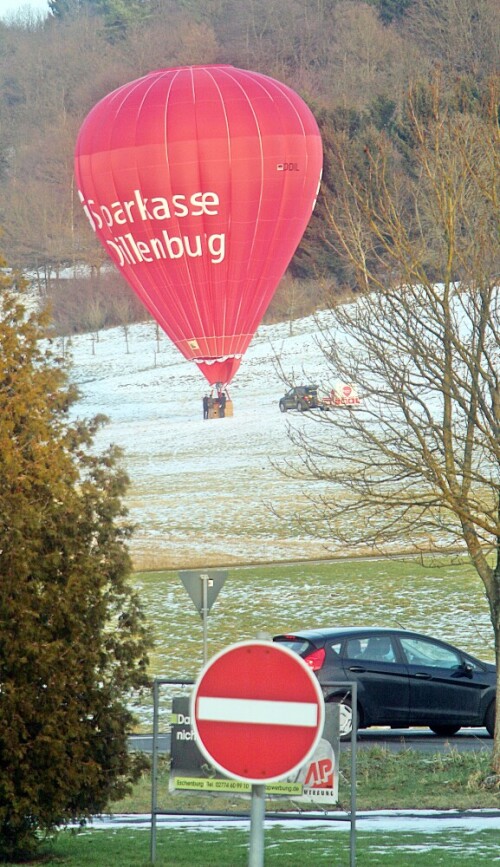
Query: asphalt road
xmin=128 ymin=727 xmax=492 ymax=755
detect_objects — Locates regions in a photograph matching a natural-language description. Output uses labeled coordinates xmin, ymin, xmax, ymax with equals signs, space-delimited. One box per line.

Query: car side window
xmin=361 ymin=636 xmax=396 ymax=662
xmin=400 ymin=637 xmax=461 ymax=669
xmin=345 ymin=635 xmax=396 ymax=662
xmin=327 ymin=640 xmax=342 ymax=658
xmin=345 ymin=638 xmax=363 ymax=658
xmin=344 ymin=636 xmax=395 ymax=662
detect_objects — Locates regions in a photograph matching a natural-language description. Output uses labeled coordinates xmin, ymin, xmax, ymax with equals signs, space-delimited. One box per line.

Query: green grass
xmin=8 ymin=826 xmax=500 ymax=866
xmin=130 ymin=554 xmax=493 ymax=730
xmin=112 ymin=747 xmax=500 ymax=814
xmin=351 ymin=746 xmax=499 ymax=810
xmin=8 ymin=556 xmax=492 ymax=864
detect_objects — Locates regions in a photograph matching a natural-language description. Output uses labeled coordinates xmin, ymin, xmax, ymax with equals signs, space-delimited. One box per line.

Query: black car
xmin=279 ymin=385 xmax=319 ymax=413
xmin=273 ymin=627 xmax=496 ymax=739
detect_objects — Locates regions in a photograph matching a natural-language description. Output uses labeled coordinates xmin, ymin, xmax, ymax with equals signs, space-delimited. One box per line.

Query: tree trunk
xmin=491 ymin=559 xmax=500 ymax=774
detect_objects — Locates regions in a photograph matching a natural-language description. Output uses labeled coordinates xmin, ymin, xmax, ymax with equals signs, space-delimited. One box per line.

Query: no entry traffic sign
xmin=190 ymin=640 xmax=325 ymax=784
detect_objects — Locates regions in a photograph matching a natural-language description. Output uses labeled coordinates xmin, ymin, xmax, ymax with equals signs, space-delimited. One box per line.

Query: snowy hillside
xmin=68 ymin=315 xmax=338 ymax=570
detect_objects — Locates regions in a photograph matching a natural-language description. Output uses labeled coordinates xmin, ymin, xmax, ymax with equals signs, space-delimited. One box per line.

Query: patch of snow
xmin=67 ymin=316 xmax=342 ymax=570
xmin=82 ymin=809 xmax=500 ymax=833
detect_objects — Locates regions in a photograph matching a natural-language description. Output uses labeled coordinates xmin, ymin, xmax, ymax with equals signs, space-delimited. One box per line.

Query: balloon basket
xmin=205 ymin=398 xmax=233 ymax=419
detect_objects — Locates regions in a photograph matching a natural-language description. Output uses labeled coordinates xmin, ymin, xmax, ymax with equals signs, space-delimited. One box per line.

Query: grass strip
xmin=9 ymin=826 xmax=500 ymax=866
xmin=112 ymin=747 xmax=500 ymax=814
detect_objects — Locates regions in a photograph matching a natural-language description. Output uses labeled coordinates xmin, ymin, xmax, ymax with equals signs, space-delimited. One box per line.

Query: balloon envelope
xmin=74 ymin=65 xmax=322 ymax=385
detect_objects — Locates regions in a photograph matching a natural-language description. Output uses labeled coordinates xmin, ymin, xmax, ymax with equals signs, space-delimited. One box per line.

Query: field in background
xmin=65 ymin=317 xmax=495 ymax=730
xmin=130 ymin=556 xmax=492 ymax=729
xmin=69 ymin=315 xmax=385 ymax=571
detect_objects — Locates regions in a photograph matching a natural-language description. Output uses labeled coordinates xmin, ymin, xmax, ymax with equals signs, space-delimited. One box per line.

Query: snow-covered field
xmin=69 ymin=315 xmax=336 ymax=570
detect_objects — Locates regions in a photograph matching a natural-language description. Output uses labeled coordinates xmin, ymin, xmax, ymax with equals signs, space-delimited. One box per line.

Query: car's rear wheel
xmin=296 ymin=401 xmax=305 ymax=412
xmin=485 ymin=700 xmax=495 ymax=737
xmin=429 ymin=724 xmax=461 ymax=736
xmin=328 ymin=697 xmax=358 ymax=740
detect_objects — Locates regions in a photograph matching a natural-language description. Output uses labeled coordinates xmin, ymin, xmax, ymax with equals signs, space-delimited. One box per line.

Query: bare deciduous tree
xmin=266 ymin=276 xmax=327 ymax=333
xmin=404 ymin=0 xmax=500 ymax=81
xmin=282 ymin=77 xmax=500 ymax=769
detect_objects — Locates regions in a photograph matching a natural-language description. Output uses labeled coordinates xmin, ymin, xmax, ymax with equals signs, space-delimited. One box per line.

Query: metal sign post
xmin=190 ymin=640 xmax=325 ymax=866
xmin=179 ymin=570 xmax=227 ymax=663
xmin=249 ymin=784 xmax=265 ymax=867
xmin=149 ymin=678 xmax=159 ymax=865
xmin=150 ymin=677 xmax=356 ymax=866
xmin=201 ymin=574 xmax=208 ymax=663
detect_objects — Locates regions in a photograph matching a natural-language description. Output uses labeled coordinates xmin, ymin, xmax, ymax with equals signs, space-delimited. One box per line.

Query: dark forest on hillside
xmin=0 ymin=0 xmax=498 ymax=333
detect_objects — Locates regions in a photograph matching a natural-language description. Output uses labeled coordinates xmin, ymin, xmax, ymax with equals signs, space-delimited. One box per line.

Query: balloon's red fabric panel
xmin=75 ymin=66 xmax=323 ymax=385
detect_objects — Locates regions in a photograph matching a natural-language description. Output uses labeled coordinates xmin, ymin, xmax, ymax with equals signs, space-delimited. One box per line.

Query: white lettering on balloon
xmin=107 ymin=232 xmax=225 ymax=267
xmin=77 ymin=189 xmax=226 ymax=265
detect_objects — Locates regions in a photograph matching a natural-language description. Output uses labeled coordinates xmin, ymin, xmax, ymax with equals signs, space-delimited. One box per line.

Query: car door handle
xmin=414 ymin=672 xmax=432 ymax=679
xmin=348 ymin=666 xmax=366 ymax=672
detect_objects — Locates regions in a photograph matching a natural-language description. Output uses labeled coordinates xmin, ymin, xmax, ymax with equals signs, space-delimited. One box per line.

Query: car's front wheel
xmin=429 ymin=724 xmax=461 ymax=737
xmin=485 ymin=700 xmax=495 ymax=737
xmin=279 ymin=401 xmax=287 ymax=413
xmin=328 ymin=697 xmax=358 ymax=741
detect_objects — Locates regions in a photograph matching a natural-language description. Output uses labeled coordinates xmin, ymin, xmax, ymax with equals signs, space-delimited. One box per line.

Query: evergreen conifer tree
xmin=0 ymin=259 xmax=150 ymax=861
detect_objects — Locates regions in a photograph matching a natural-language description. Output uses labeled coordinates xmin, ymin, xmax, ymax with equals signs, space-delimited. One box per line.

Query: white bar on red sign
xmin=197 ymin=697 xmax=319 ymax=727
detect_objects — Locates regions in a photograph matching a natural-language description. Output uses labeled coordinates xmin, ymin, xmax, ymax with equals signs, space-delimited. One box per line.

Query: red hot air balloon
xmin=74 ymin=65 xmax=322 ymax=386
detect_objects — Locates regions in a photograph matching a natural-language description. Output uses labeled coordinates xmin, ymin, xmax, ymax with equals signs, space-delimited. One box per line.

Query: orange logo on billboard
xmin=304 ymin=758 xmax=334 ymax=788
